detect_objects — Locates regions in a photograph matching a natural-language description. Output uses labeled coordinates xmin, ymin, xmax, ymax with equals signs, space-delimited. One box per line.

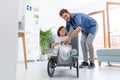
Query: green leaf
xmin=40 ymin=29 xmax=52 ymax=55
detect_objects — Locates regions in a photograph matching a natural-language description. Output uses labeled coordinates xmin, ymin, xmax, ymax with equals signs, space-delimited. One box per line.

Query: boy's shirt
xmin=54 ymin=36 xmax=70 ymax=49
xmin=54 ymin=36 xmax=72 ymax=60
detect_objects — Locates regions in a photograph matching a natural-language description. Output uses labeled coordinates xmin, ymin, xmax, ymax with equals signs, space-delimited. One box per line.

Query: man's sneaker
xmin=79 ymin=62 xmax=89 ymax=68
xmin=88 ymin=62 xmax=95 ymax=69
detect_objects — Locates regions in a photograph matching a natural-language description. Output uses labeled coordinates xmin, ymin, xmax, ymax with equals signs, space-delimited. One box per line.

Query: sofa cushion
xmin=97 ymin=56 xmax=120 ymax=62
xmin=96 ymin=48 xmax=120 ymax=56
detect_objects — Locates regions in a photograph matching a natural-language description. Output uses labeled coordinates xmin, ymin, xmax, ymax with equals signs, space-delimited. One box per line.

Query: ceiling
xmin=46 ymin=0 xmax=97 ymax=9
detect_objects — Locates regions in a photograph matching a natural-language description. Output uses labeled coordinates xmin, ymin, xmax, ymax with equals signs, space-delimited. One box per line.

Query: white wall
xmin=18 ymin=0 xmax=25 ymax=22
xmin=38 ymin=0 xmax=65 ymax=31
xmin=71 ymin=0 xmax=106 ymax=13
xmin=0 ymin=0 xmax=18 ymax=80
xmin=107 ymin=0 xmax=120 ymax=2
xmin=72 ymin=0 xmax=120 ymax=14
xmin=18 ymin=0 xmax=41 ymax=61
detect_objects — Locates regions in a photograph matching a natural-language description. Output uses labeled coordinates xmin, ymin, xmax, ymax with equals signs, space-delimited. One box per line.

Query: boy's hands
xmin=51 ymin=43 xmax=58 ymax=48
xmin=61 ymin=40 xmax=65 ymax=44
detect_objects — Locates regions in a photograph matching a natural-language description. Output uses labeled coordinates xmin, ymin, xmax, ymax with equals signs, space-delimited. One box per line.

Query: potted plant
xmin=40 ymin=29 xmax=51 ymax=60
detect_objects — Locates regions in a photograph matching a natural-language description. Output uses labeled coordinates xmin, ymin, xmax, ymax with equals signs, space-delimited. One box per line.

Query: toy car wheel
xmin=76 ymin=58 xmax=79 ymax=78
xmin=47 ymin=58 xmax=55 ymax=77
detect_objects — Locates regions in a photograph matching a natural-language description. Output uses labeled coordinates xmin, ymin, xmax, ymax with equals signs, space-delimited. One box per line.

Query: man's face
xmin=61 ymin=13 xmax=70 ymax=21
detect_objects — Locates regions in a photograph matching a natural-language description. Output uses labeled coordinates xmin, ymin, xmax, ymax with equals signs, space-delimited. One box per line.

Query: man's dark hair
xmin=57 ymin=26 xmax=67 ymax=36
xmin=59 ymin=9 xmax=69 ymax=16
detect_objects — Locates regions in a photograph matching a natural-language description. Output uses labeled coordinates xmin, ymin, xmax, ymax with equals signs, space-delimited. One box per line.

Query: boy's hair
xmin=59 ymin=9 xmax=69 ymax=16
xmin=57 ymin=26 xmax=67 ymax=36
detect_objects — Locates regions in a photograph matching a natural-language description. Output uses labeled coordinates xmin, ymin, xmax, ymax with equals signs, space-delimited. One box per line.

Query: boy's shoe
xmin=79 ymin=62 xmax=89 ymax=68
xmin=88 ymin=62 xmax=95 ymax=69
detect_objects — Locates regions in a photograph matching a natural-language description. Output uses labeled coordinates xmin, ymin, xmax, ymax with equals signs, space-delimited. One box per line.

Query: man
xmin=59 ymin=9 xmax=98 ymax=69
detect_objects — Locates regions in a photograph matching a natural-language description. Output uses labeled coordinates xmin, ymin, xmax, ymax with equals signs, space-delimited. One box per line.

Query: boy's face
xmin=61 ymin=12 xmax=70 ymax=21
xmin=59 ymin=28 xmax=66 ymax=36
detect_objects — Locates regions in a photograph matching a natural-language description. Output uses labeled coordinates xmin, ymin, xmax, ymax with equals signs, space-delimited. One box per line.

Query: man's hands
xmin=63 ymin=26 xmax=81 ymax=44
xmin=61 ymin=37 xmax=71 ymax=44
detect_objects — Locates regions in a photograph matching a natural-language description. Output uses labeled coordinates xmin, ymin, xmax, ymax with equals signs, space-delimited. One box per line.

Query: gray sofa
xmin=96 ymin=48 xmax=120 ymax=66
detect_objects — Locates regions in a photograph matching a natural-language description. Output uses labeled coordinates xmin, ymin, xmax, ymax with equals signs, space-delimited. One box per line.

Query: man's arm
xmin=69 ymin=26 xmax=82 ymax=39
xmin=63 ymin=26 xmax=82 ymax=44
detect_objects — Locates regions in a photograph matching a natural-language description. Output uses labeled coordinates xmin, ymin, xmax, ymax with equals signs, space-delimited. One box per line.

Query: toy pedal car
xmin=47 ymin=48 xmax=79 ymax=78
